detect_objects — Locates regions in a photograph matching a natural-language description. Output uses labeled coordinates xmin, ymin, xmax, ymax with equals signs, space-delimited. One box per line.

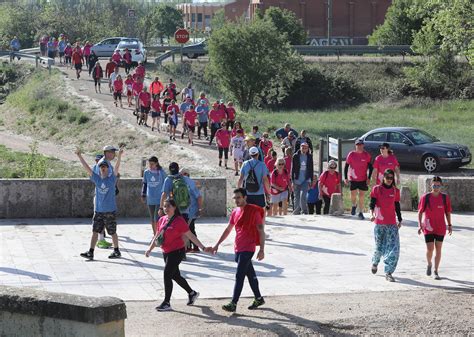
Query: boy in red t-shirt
xmin=105 ymin=58 xmax=116 ymax=79
xmin=183 ymin=105 xmax=197 ymax=145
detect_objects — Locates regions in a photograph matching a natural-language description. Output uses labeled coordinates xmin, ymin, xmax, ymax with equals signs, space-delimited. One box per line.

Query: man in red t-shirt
xmin=105 ymin=58 xmax=116 ymax=79
xmin=212 ymin=188 xmax=266 ymax=313
xmin=138 ymin=87 xmax=151 ymax=127
xmin=344 ymin=138 xmax=373 ymax=220
xmin=72 ymin=48 xmax=83 ymax=79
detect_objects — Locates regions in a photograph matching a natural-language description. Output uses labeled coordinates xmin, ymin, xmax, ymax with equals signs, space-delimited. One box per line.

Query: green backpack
xmin=172 ymin=176 xmax=191 ymax=210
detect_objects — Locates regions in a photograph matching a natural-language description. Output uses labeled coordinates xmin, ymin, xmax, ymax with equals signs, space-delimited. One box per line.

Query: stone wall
xmin=418 ymin=176 xmax=474 ymax=211
xmin=0 ymin=285 xmax=126 ymax=337
xmin=0 ymin=178 xmax=227 ymax=219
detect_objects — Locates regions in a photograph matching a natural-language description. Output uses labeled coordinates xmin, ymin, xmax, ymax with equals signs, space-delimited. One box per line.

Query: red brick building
xmin=249 ymin=0 xmax=392 ymax=45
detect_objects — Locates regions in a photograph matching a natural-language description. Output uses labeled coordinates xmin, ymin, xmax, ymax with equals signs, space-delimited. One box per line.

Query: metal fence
xmin=0 ymin=49 xmax=55 ymax=73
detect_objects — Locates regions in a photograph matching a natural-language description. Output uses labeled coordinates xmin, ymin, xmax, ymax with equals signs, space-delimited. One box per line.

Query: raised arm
xmin=114 ymin=146 xmax=124 ymax=176
xmin=75 ymin=149 xmax=93 ymax=176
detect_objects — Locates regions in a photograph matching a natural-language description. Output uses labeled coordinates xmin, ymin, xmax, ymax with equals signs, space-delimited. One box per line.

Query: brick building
xmin=249 ymin=0 xmax=392 ymax=45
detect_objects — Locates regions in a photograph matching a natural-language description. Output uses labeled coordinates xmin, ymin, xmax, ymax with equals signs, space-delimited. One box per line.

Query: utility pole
xmin=327 ymin=0 xmax=333 ymax=46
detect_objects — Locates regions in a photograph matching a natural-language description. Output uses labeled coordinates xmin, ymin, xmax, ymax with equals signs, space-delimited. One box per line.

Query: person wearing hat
xmin=344 ymin=138 xmax=373 ymax=220
xmin=196 ymin=99 xmax=209 ymax=140
xmin=230 ymin=128 xmax=246 ymax=176
xmin=243 ymin=135 xmax=264 ymax=162
xmin=208 ymin=102 xmax=225 ymax=146
xmin=238 ymin=147 xmax=271 ymax=209
xmin=318 ymin=159 xmax=341 ymax=214
xmin=91 ymin=60 xmax=104 ymax=93
xmin=58 ymin=35 xmax=67 ymax=65
xmin=75 ymin=146 xmax=124 ymax=260
xmin=291 ymin=142 xmax=314 ymax=215
xmin=372 ymin=142 xmax=400 ymax=186
xmin=281 ymin=131 xmax=297 ymax=155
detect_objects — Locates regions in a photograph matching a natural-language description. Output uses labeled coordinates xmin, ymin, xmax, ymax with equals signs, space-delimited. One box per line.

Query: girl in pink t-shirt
xmin=372 ymin=143 xmax=400 ymax=185
xmin=417 ymin=176 xmax=453 ymax=280
xmin=183 ymin=106 xmax=197 ymax=145
xmin=369 ymin=169 xmax=402 ymax=282
xmin=215 ymin=121 xmax=231 ymax=168
xmin=270 ymin=158 xmax=292 ymax=215
xmin=145 ymin=199 xmax=211 ymax=311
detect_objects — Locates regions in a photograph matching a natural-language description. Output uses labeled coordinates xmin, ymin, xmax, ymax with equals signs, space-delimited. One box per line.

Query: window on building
xmin=197 ymin=13 xmax=203 ymax=22
xmin=191 ymin=13 xmax=196 ymax=23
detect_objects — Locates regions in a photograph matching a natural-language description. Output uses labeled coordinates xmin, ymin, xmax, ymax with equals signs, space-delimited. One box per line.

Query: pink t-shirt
xmin=83 ymin=44 xmax=91 ymax=56
xmin=319 ymin=171 xmax=340 ymax=197
xmin=113 ymin=79 xmax=123 ymax=92
xmin=229 ymin=206 xmax=263 ymax=253
xmin=418 ymin=193 xmax=452 ymax=235
xmin=284 ymin=156 xmax=292 ymax=173
xmin=231 ymin=128 xmax=244 ymax=138
xmin=209 ymin=109 xmax=224 ymax=123
xmin=264 ymin=157 xmax=276 ymax=172
xmin=215 ymin=129 xmax=231 ymax=148
xmin=135 ymin=65 xmax=145 ymax=77
xmin=374 ymin=154 xmax=400 ymax=184
xmin=260 ymin=140 xmax=273 ymax=156
xmin=112 ymin=52 xmax=122 ymax=63
xmin=226 ymin=107 xmax=236 ymax=120
xmin=156 ymin=216 xmax=189 ymax=253
xmin=125 ymin=79 xmax=134 ymax=92
xmin=139 ymin=92 xmax=151 ymax=107
xmin=132 ymin=82 xmax=143 ymax=96
xmin=184 ymin=110 xmax=197 ymax=126
xmin=370 ymin=185 xmax=400 ymax=225
xmin=270 ymin=169 xmax=291 ymax=195
xmin=346 ymin=151 xmax=372 ymax=182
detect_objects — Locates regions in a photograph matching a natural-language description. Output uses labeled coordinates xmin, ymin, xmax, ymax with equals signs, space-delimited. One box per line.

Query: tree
xmin=263 ymin=7 xmax=306 ymax=45
xmin=150 ymin=4 xmax=184 ymax=44
xmin=207 ymin=18 xmax=303 ymax=111
xmin=210 ymin=9 xmax=226 ymax=32
xmin=0 ymin=4 xmax=36 ymax=49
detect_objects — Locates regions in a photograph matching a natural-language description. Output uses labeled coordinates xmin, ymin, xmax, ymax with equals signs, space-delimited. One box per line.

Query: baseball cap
xmin=98 ymin=160 xmax=108 ymax=167
xmin=355 ymin=138 xmax=364 ymax=145
xmin=245 ymin=135 xmax=256 ymax=141
xmin=289 ymin=131 xmax=295 ymax=137
xmin=95 ymin=154 xmax=104 ymax=161
xmin=179 ymin=167 xmax=189 ymax=175
xmin=328 ymin=159 xmax=337 ymax=168
xmin=249 ymin=147 xmax=259 ymax=156
xmin=169 ymin=162 xmax=179 ymax=175
xmin=219 ymin=99 xmax=224 ymax=104
xmin=103 ymin=145 xmax=117 ymax=152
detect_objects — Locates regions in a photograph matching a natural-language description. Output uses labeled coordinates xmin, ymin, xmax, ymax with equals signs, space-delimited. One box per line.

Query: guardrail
xmin=0 ymin=49 xmax=54 ymax=73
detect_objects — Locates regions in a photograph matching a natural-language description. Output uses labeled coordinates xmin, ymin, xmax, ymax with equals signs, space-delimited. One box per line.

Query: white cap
xmin=103 ymin=145 xmax=117 ymax=152
xmin=249 ymin=147 xmax=259 ymax=156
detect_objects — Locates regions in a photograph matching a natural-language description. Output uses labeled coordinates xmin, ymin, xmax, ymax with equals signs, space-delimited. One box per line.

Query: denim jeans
xmin=293 ymin=182 xmax=309 ymax=214
xmin=232 ymin=251 xmax=262 ymax=304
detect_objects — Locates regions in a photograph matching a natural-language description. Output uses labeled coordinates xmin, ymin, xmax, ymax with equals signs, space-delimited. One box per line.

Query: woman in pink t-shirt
xmin=183 ymin=105 xmax=197 ymax=145
xmin=417 ymin=176 xmax=453 ymax=280
xmin=318 ymin=160 xmax=341 ymax=215
xmin=372 ymin=143 xmax=400 ymax=185
xmin=369 ymin=169 xmax=402 ymax=282
xmin=145 ymin=199 xmax=210 ymax=311
xmin=215 ymin=121 xmax=231 ymax=168
xmin=231 ymin=121 xmax=244 ymax=138
xmin=270 ymin=158 xmax=292 ymax=215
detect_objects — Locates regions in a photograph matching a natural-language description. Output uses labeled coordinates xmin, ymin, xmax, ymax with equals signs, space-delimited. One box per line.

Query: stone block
xmin=329 ymin=193 xmax=344 ymax=216
xmin=400 ymin=186 xmax=412 ymax=211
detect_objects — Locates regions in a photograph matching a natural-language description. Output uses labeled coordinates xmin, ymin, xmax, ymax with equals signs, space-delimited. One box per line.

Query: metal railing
xmin=0 ymin=49 xmax=54 ymax=73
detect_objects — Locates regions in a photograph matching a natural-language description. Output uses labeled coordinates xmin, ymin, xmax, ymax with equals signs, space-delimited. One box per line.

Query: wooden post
xmin=318 ymin=138 xmax=324 ymax=174
xmin=35 ymin=56 xmax=39 ymax=68
xmin=337 ymin=138 xmax=343 ymax=196
xmin=326 ymin=134 xmax=331 ymax=163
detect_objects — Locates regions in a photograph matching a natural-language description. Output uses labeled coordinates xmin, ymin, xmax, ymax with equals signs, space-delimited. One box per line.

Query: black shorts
xmin=141 ymin=106 xmax=150 ymax=114
xmin=114 ymin=92 xmax=122 ymax=99
xmin=246 ymin=194 xmax=266 ymax=208
xmin=350 ymin=181 xmax=368 ymax=191
xmin=151 ymin=111 xmax=160 ymax=118
xmin=92 ymin=212 xmax=117 ymax=235
xmin=218 ymin=147 xmax=229 ymax=159
xmin=424 ymin=234 xmax=445 ymax=243
xmin=59 ymin=52 xmax=64 ymax=57
xmin=169 ymin=118 xmax=177 ymax=127
xmin=187 ymin=125 xmax=195 ymax=133
xmin=74 ymin=63 xmax=82 ymax=70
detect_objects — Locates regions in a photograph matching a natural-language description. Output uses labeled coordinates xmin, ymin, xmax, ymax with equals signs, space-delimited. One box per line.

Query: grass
xmin=0 ymin=144 xmax=85 ymax=178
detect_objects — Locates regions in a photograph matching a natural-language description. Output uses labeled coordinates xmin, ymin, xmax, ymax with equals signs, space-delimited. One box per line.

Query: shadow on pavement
xmin=394 ymin=276 xmax=474 ymax=294
xmin=266 ymin=220 xmax=354 ymax=235
xmin=0 ymin=267 xmax=51 ymax=281
xmin=268 ymin=240 xmax=366 ymax=256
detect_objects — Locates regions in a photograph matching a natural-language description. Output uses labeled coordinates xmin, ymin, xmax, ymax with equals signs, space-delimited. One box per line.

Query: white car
xmin=91 ymin=37 xmax=139 ymax=57
xmin=115 ymin=40 xmax=147 ymax=66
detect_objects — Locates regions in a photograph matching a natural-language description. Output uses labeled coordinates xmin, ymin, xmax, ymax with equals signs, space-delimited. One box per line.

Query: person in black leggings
xmin=145 ymin=199 xmax=211 ymax=311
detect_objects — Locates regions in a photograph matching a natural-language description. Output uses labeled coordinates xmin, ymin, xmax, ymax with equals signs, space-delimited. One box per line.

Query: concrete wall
xmin=418 ymin=176 xmax=474 ymax=211
xmin=0 ymin=178 xmax=226 ymax=219
xmin=0 ymin=285 xmax=126 ymax=337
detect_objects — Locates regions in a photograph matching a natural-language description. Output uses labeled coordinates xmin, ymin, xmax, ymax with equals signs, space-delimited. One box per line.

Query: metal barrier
xmin=0 ymin=50 xmax=54 ymax=73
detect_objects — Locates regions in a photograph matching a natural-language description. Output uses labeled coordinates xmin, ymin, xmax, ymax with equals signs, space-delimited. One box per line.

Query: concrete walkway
xmin=0 ymin=212 xmax=472 ymax=301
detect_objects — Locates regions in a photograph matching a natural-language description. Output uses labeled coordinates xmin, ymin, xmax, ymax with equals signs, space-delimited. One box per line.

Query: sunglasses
xmin=385 ymin=176 xmax=394 ymax=180
xmin=432 ymin=184 xmax=442 ymax=189
xmin=278 ymin=163 xmax=285 ymax=166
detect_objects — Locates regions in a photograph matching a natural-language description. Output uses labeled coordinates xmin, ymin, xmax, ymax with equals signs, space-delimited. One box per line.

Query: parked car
xmin=115 ymin=40 xmax=147 ymax=66
xmin=91 ymin=37 xmax=139 ymax=57
xmin=360 ymin=127 xmax=472 ymax=172
xmin=183 ymin=41 xmax=206 ymax=59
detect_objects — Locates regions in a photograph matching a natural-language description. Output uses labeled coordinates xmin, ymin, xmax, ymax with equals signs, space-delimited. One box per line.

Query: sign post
xmin=174 ymin=28 xmax=190 ymax=62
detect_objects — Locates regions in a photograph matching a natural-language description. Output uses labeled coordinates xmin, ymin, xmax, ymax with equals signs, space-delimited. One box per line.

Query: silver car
xmin=91 ymin=37 xmax=139 ymax=57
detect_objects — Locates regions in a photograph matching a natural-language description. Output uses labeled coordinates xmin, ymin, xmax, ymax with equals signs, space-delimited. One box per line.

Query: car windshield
xmin=404 ymin=130 xmax=439 ymax=145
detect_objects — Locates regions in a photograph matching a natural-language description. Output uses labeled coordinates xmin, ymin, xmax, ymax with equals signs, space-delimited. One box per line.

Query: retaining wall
xmin=418 ymin=176 xmax=474 ymax=211
xmin=0 ymin=178 xmax=226 ymax=219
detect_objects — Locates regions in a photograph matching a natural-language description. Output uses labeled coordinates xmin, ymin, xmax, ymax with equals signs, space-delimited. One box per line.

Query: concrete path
xmin=0 ymin=212 xmax=472 ymax=302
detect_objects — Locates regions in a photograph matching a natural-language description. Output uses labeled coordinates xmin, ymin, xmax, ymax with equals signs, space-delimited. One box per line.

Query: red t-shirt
xmin=231 ymin=128 xmax=244 ymax=138
xmin=105 ymin=62 xmax=116 ymax=77
xmin=270 ymin=169 xmax=291 ymax=195
xmin=135 ymin=65 xmax=145 ymax=77
xmin=184 ymin=110 xmax=197 ymax=126
xmin=215 ymin=129 xmax=231 ymax=148
xmin=83 ymin=45 xmax=91 ymax=56
xmin=264 ymin=157 xmax=276 ymax=172
xmin=167 ymin=104 xmax=179 ymax=115
xmin=139 ymin=92 xmax=151 ymax=107
xmin=284 ymin=156 xmax=292 ymax=173
xmin=151 ymin=100 xmax=161 ymax=112
xmin=156 ymin=216 xmax=189 ymax=253
xmin=260 ymin=140 xmax=273 ymax=156
xmin=319 ymin=170 xmax=340 ymax=197
xmin=209 ymin=109 xmax=224 ymax=123
xmin=229 ymin=205 xmax=263 ymax=253
xmin=72 ymin=51 xmax=82 ymax=64
xmin=113 ymin=79 xmax=123 ymax=92
xmin=370 ymin=185 xmax=400 ymax=225
xmin=373 ymin=154 xmax=400 ymax=184
xmin=132 ymin=82 xmax=143 ymax=96
xmin=123 ymin=52 xmax=132 ymax=64
xmin=112 ymin=53 xmax=122 ymax=63
xmin=418 ymin=193 xmax=452 ymax=235
xmin=346 ymin=151 xmax=372 ymax=182
xmin=226 ymin=107 xmax=236 ymax=120
xmin=125 ymin=79 xmax=134 ymax=92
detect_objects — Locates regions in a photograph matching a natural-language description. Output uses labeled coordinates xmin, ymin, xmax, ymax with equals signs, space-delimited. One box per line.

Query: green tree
xmin=150 ymin=4 xmax=184 ymax=44
xmin=263 ymin=7 xmax=306 ymax=45
xmin=207 ymin=18 xmax=303 ymax=111
xmin=0 ymin=4 xmax=36 ymax=49
xmin=210 ymin=9 xmax=226 ymax=32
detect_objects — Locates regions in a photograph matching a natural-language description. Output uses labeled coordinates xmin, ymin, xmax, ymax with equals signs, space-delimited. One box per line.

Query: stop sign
xmin=175 ymin=29 xmax=190 ymax=44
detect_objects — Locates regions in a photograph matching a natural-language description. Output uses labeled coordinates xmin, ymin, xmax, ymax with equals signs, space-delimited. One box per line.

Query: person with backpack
xmin=180 ymin=168 xmax=203 ymax=253
xmin=212 ymin=188 xmax=266 ymax=313
xmin=270 ymin=158 xmax=292 ymax=215
xmin=369 ymin=169 xmax=402 ymax=282
xmin=238 ymin=147 xmax=271 ymax=209
xmin=145 ymin=198 xmax=211 ymax=312
xmin=142 ymin=156 xmax=166 ymax=235
xmin=291 ymin=142 xmax=314 ymax=215
xmin=318 ymin=160 xmax=341 ymax=215
xmin=91 ymin=61 xmax=103 ymax=93
xmin=417 ymin=176 xmax=453 ymax=280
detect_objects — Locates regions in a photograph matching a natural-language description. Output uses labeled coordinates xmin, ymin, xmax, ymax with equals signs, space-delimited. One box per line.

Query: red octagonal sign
xmin=175 ymin=29 xmax=190 ymax=44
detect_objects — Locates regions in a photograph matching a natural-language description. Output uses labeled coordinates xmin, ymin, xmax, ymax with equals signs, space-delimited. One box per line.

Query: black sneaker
xmin=358 ymin=212 xmax=365 ymax=220
xmin=222 ymin=302 xmax=237 ymax=312
xmin=351 ymin=206 xmax=356 ymax=216
xmin=371 ymin=264 xmax=378 ymax=274
xmin=187 ymin=291 xmax=200 ymax=306
xmin=219 ymin=161 xmax=222 ymax=167
xmin=80 ymin=251 xmax=94 ymax=260
xmin=434 ymin=271 xmax=441 ymax=280
xmin=156 ymin=302 xmax=172 ymax=311
xmin=248 ymin=297 xmax=265 ymax=310
xmin=385 ymin=273 xmax=395 ymax=282
xmin=426 ymin=264 xmax=432 ymax=276
xmin=108 ymin=250 xmax=121 ymax=259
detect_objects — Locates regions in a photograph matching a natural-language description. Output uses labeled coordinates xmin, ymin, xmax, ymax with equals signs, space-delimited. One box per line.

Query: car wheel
xmin=422 ymin=154 xmax=439 ymax=173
